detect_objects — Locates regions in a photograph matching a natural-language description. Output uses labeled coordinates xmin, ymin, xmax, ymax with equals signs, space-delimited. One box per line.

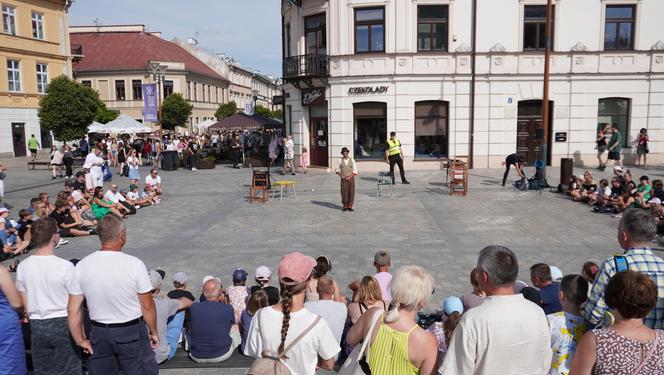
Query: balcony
xmin=283 ymin=54 xmax=329 ymax=80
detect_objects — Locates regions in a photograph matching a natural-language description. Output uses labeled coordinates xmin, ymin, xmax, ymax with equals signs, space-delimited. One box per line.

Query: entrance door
xmin=12 ymin=123 xmax=26 ymax=157
xmin=516 ymin=100 xmax=553 ymax=165
xmin=310 ymin=118 xmax=328 ymax=167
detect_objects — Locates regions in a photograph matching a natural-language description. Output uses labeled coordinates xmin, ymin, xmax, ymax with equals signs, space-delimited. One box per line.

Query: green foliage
xmin=161 ymin=93 xmax=193 ymax=130
xmin=254 ymin=105 xmax=273 ymax=118
xmin=215 ymin=101 xmax=238 ymax=120
xmin=38 ymin=75 xmax=101 ymax=141
xmin=271 ymin=108 xmax=283 ymax=119
xmin=95 ymin=102 xmax=119 ymax=124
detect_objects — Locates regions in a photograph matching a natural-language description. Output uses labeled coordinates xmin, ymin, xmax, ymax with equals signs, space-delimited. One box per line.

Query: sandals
xmin=8 ymin=259 xmax=19 ymax=273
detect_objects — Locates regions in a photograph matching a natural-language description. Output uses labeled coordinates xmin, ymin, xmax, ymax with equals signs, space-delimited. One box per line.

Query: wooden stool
xmin=272 ymin=180 xmax=296 ymax=200
xmin=250 ymin=170 xmax=269 ymax=203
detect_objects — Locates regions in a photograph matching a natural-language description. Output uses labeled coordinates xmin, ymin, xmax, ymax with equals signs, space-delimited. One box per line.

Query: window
xmin=163 ymin=80 xmax=173 ymax=97
xmin=132 ymin=80 xmax=142 ymax=100
xmin=417 ymin=5 xmax=448 ymax=51
xmin=7 ymin=60 xmax=20 ymax=92
xmin=81 ymin=80 xmax=92 ymax=88
xmin=186 ymin=81 xmax=191 ymax=100
xmin=604 ymin=5 xmax=635 ymax=50
xmin=202 ymin=84 xmax=206 ymax=102
xmin=355 ymin=7 xmax=384 ymax=53
xmin=115 ymin=80 xmax=125 ymax=100
xmin=32 ymin=12 xmax=44 ymax=39
xmin=193 ymin=83 xmax=197 ymax=101
xmin=305 ymin=14 xmax=326 ymax=55
xmin=36 ymin=63 xmax=47 ymax=94
xmin=523 ymin=5 xmax=554 ymax=50
xmin=207 ymin=85 xmax=211 ymax=103
xmin=415 ymin=101 xmax=448 ymax=159
xmin=2 ymin=5 xmax=16 ymax=35
xmin=285 ymin=24 xmax=291 ymax=57
xmin=598 ymin=98 xmax=630 ymax=148
xmin=354 ymin=102 xmax=387 ymax=159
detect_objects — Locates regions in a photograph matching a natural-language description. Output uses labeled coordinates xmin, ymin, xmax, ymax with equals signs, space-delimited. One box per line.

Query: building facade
xmin=282 ymin=0 xmax=664 ymax=170
xmin=70 ymin=25 xmax=228 ymax=132
xmin=0 ymin=0 xmax=72 ymax=157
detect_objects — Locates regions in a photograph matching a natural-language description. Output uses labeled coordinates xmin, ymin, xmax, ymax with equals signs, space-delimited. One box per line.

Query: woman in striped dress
xmin=347 ymin=265 xmax=438 ymax=375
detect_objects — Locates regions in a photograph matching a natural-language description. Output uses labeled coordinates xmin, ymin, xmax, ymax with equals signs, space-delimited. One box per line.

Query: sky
xmin=69 ymin=0 xmax=282 ymax=77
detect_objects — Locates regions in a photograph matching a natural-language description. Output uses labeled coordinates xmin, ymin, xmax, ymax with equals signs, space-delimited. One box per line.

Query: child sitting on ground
xmin=589 ymin=179 xmax=610 ymax=206
xmin=227 ymin=269 xmax=250 ymax=323
xmin=127 ymin=184 xmax=152 ymax=207
xmin=427 ymin=296 xmax=463 ymax=369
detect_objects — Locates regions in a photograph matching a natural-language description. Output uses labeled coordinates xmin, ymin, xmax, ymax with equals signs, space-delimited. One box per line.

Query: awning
xmin=207 ymin=112 xmax=282 ymax=131
xmin=94 ymin=114 xmax=153 ymax=134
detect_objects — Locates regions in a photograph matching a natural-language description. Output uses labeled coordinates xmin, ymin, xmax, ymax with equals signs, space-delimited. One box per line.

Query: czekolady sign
xmin=301 ymin=88 xmax=325 ymax=106
xmin=348 ymin=86 xmax=389 ymax=95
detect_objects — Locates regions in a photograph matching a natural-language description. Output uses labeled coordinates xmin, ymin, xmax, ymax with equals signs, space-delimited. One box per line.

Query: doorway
xmin=353 ymin=102 xmax=387 ymax=160
xmin=516 ymin=100 xmax=553 ymax=165
xmin=309 ymin=104 xmax=328 ymax=167
xmin=41 ymin=128 xmax=52 ymax=149
xmin=12 ymin=123 xmax=26 ymax=157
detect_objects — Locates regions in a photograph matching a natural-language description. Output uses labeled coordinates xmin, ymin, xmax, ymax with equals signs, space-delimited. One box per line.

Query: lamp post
xmin=148 ymin=62 xmax=168 ymax=137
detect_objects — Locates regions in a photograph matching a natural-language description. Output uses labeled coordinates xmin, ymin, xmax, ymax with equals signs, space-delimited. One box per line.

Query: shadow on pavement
xmin=311 ymin=200 xmax=343 ymax=210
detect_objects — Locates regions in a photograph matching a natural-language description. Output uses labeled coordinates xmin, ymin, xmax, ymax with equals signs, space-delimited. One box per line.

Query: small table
xmin=272 ymin=180 xmax=296 ymax=200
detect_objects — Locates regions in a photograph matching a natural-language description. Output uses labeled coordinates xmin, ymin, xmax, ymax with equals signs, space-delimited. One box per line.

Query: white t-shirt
xmin=104 ymin=190 xmax=126 ymax=203
xmin=304 ymin=300 xmax=348 ymax=344
xmin=127 ymin=191 xmax=139 ymax=200
xmin=145 ymin=175 xmax=161 ymax=188
xmin=16 ymin=255 xmax=75 ymax=320
xmin=127 ymin=156 xmax=139 ymax=170
xmin=246 ymin=306 xmax=340 ymax=375
xmin=84 ymin=153 xmax=103 ymax=170
xmin=70 ymin=250 xmax=153 ymax=324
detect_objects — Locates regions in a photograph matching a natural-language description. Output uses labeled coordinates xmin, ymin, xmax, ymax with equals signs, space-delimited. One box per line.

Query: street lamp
xmin=148 ymin=62 xmax=168 ymax=136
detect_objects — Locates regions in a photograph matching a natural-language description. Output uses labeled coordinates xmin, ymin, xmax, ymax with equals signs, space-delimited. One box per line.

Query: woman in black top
xmin=117 ymin=142 xmax=127 ymax=176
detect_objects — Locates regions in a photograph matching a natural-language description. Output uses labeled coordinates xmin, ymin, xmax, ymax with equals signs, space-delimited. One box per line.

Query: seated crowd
xmin=0 ymin=165 xmax=163 ymax=270
xmin=1 ymin=209 xmax=664 ymax=375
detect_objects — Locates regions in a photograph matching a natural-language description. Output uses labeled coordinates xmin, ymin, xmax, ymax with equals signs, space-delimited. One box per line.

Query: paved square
xmin=3 ymin=162 xmax=656 ymax=374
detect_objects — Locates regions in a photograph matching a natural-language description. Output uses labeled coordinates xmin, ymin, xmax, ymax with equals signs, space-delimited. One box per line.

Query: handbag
xmin=338 ymin=309 xmax=383 ymax=375
xmin=122 ymin=164 xmax=129 ymax=177
xmin=102 ymin=163 xmax=112 ymax=182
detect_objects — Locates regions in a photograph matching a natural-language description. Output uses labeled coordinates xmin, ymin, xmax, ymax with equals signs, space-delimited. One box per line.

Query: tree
xmin=95 ymin=102 xmax=119 ymax=124
xmin=254 ymin=105 xmax=273 ymax=118
xmin=38 ymin=75 xmax=101 ymax=141
xmin=161 ymin=93 xmax=193 ymax=130
xmin=272 ymin=108 xmax=283 ymax=120
xmin=215 ymin=101 xmax=237 ymax=120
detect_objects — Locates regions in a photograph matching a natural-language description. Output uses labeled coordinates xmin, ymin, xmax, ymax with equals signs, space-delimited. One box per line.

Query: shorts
xmin=608 ymin=150 xmax=621 ymax=160
xmin=29 ymin=148 xmax=38 ymax=155
xmin=637 ymin=144 xmax=649 ymax=155
xmin=597 ymin=144 xmax=607 ymax=153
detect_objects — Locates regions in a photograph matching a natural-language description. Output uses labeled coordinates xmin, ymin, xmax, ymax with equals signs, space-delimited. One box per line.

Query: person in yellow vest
xmin=335 ymin=147 xmax=358 ymax=212
xmin=385 ymin=132 xmax=410 ymax=185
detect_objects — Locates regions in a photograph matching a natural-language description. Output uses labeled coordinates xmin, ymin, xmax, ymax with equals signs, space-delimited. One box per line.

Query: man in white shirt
xmin=16 ymin=218 xmax=82 ymax=374
xmin=440 ymin=246 xmax=552 ymax=375
xmin=67 ymin=214 xmax=159 ymax=375
xmin=104 ymin=184 xmax=136 ymax=215
xmin=83 ymin=148 xmax=105 ymax=188
xmin=283 ymin=135 xmax=295 ymax=175
xmin=304 ymin=275 xmax=347 ymax=344
xmin=144 ymin=168 xmax=162 ymax=195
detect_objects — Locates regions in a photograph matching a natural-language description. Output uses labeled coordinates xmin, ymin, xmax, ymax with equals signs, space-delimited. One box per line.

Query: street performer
xmin=336 ymin=147 xmax=358 ymax=212
xmin=84 ymin=147 xmax=105 ymax=188
xmin=385 ymin=131 xmax=410 ymax=184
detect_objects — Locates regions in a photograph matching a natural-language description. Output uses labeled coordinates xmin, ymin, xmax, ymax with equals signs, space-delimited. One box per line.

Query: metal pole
xmin=540 ymin=0 xmax=553 ymax=178
xmin=468 ymin=0 xmax=477 ymax=169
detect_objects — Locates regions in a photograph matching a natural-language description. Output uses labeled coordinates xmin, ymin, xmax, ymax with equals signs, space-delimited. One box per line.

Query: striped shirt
xmin=585 ymin=248 xmax=664 ymax=328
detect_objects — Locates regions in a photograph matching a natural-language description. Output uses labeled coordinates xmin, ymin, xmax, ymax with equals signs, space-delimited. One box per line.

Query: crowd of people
xmin=0 ymin=204 xmax=663 ymax=374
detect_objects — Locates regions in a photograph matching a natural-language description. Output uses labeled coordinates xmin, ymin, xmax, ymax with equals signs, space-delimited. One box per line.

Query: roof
xmin=70 ymin=31 xmax=225 ymax=81
xmin=208 ymin=112 xmax=282 ymax=130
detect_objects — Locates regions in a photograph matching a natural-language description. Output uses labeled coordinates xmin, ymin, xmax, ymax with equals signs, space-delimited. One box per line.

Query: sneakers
xmin=192 ymin=167 xmax=198 ymax=171
xmin=134 ymin=205 xmax=141 ymax=210
xmin=55 ymin=238 xmax=69 ymax=249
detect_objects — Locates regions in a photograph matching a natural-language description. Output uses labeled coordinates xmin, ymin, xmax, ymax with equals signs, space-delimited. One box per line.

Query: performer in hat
xmin=335 ymin=147 xmax=358 ymax=212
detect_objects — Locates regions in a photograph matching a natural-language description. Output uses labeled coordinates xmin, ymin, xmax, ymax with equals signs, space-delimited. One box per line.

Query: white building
xmin=281 ymin=0 xmax=664 ymax=170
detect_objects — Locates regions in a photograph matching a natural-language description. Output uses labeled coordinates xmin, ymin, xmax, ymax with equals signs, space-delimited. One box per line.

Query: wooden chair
xmin=250 ymin=170 xmax=269 ymax=203
xmin=449 ymin=160 xmax=468 ymax=196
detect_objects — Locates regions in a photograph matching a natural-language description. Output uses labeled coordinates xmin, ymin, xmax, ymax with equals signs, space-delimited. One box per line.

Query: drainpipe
xmin=468 ymin=0 xmax=477 ymax=169
xmin=281 ymin=14 xmax=287 ymax=132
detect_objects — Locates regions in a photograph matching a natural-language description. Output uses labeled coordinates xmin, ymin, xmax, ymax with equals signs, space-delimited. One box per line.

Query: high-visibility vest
xmin=387 ymin=138 xmax=401 ymax=156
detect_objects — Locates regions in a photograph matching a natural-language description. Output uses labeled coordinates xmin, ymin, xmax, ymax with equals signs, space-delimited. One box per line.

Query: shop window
xmin=417 ymin=5 xmax=448 ymax=51
xmin=354 ymin=102 xmax=387 ymax=160
xmin=355 ymin=7 xmax=384 ymax=53
xmin=415 ymin=101 xmax=448 ymax=159
xmin=598 ymin=98 xmax=630 ymax=148
xmin=604 ymin=5 xmax=635 ymax=50
xmin=523 ymin=5 xmax=554 ymax=50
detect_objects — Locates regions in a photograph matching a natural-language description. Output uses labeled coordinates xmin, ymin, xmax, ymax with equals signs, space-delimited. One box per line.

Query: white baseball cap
xmin=255 ymin=266 xmax=271 ymax=281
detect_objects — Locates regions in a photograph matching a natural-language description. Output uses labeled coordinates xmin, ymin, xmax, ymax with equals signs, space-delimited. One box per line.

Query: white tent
xmin=87 ymin=121 xmax=105 ymax=133
xmin=196 ymin=119 xmax=216 ymax=132
xmin=99 ymin=114 xmax=153 ymax=134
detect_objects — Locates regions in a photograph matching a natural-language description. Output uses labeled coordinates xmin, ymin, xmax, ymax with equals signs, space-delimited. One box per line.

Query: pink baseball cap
xmin=278 ymin=252 xmax=316 ymax=285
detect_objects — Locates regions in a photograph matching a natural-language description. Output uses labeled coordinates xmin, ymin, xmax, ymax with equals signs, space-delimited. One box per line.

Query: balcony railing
xmin=283 ymin=54 xmax=329 ymax=79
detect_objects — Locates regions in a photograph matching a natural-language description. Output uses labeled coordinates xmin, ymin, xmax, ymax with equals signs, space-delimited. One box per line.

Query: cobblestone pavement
xmin=3 ymin=161 xmax=661 ymax=374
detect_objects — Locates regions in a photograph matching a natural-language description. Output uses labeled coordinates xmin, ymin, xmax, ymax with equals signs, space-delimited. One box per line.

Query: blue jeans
xmin=166 ymin=311 xmax=185 ymax=359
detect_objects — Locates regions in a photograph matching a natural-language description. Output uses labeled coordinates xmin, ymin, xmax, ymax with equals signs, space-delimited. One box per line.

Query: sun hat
xmin=442 ymin=296 xmax=464 ymax=315
xmin=278 ymin=252 xmax=316 ymax=285
xmin=255 ymin=266 xmax=271 ymax=281
xmin=341 ymin=147 xmax=350 ymax=155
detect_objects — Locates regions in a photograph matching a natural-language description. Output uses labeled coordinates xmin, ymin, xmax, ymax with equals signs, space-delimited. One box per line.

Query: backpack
xmin=247 ymin=308 xmax=321 ymax=375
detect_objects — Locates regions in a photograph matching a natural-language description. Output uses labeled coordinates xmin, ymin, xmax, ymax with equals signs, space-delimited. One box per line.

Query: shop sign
xmin=273 ymin=95 xmax=285 ymax=105
xmin=301 ymin=88 xmax=325 ymax=106
xmin=348 ymin=86 xmax=389 ymax=95
xmin=555 ymin=132 xmax=567 ymax=142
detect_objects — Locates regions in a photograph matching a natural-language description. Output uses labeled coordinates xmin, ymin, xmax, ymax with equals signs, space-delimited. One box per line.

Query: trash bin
xmin=560 ymin=158 xmax=574 ymax=187
xmin=161 ymin=150 xmax=176 ymax=171
xmin=170 ymin=150 xmax=179 ymax=170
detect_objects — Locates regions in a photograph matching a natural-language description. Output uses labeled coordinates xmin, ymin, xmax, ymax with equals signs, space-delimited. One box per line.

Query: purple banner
xmin=142 ymin=83 xmax=158 ymax=122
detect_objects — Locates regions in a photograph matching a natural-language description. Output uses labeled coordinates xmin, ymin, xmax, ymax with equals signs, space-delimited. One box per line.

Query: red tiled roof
xmin=70 ymin=32 xmax=224 ymax=81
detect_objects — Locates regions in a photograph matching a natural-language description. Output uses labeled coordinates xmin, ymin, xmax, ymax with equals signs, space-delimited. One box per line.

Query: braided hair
xmin=278 ymin=279 xmax=309 ymax=354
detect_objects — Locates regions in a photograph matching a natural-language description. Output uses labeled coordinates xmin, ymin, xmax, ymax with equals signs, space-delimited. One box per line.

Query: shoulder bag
xmin=338 ymin=308 xmax=383 ymax=375
xmin=247 ymin=308 xmax=321 ymax=375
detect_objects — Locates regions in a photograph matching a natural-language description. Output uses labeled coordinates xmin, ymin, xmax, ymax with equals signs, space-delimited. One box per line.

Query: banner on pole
xmin=142 ymin=83 xmax=159 ymax=122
